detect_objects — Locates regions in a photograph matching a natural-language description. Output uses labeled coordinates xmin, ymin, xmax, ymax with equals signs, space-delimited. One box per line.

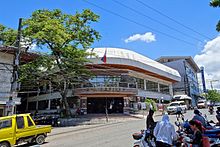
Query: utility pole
xmin=7 ymin=18 xmax=22 ymax=115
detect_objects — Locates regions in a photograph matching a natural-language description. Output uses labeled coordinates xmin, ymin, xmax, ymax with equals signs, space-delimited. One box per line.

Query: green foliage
xmin=0 ymin=24 xmax=17 ymax=46
xmin=145 ymin=98 xmax=157 ymax=111
xmin=22 ymin=9 xmax=101 ymax=49
xmin=205 ymin=90 xmax=220 ymax=102
xmin=210 ymin=0 xmax=220 ymax=7
xmin=210 ymin=0 xmax=220 ymax=31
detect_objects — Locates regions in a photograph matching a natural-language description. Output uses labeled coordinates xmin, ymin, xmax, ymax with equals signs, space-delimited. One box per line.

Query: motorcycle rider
xmin=146 ymin=109 xmax=156 ymax=142
xmin=146 ymin=109 xmax=156 ymax=129
xmin=192 ymin=109 xmax=207 ymax=128
xmin=154 ymin=114 xmax=177 ymax=147
xmin=176 ymin=105 xmax=184 ymax=120
xmin=208 ymin=104 xmax=214 ymax=114
xmin=187 ymin=120 xmax=203 ymax=147
xmin=216 ymin=107 xmax=220 ymax=125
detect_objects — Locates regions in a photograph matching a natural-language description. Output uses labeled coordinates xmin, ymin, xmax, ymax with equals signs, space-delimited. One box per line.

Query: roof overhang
xmin=156 ymin=56 xmax=200 ymax=72
xmin=0 ymin=46 xmax=39 ymax=63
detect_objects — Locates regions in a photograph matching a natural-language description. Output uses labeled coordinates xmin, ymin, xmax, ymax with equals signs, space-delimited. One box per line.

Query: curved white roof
xmin=87 ymin=47 xmax=181 ymax=82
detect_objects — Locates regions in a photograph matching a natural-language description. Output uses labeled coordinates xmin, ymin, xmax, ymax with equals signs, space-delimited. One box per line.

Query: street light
xmin=206 ymin=79 xmax=219 ymax=90
xmin=209 ymin=80 xmax=219 ymax=90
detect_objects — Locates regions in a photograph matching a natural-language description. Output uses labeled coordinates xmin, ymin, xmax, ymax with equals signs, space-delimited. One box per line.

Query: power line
xmin=82 ymin=0 xmax=195 ymax=46
xmin=111 ymin=0 xmax=203 ymax=42
xmin=134 ymin=0 xmax=212 ymax=40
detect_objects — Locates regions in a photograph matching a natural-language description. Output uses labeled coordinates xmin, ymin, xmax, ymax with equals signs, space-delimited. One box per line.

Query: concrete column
xmin=123 ymin=97 xmax=130 ymax=114
xmin=36 ymin=101 xmax=38 ymax=110
xmin=158 ymin=83 xmax=160 ymax=92
xmin=169 ymin=85 xmax=173 ymax=96
xmin=144 ymin=79 xmax=147 ymax=90
xmin=48 ymin=99 xmax=51 ymax=110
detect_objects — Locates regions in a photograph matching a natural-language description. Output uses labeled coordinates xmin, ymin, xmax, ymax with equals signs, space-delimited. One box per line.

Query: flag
xmin=101 ymin=48 xmax=107 ymax=63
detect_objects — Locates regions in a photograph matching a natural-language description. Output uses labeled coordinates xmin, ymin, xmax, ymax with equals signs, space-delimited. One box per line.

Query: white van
xmin=172 ymin=95 xmax=192 ymax=109
xmin=167 ymin=101 xmax=187 ymax=114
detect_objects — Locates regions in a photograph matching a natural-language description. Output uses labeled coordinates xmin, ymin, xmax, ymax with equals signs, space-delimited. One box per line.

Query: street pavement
xmin=25 ymin=108 xmax=217 ymax=147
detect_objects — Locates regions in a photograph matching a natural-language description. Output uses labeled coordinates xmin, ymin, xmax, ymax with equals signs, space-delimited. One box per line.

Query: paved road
xmin=28 ymin=108 xmax=217 ymax=147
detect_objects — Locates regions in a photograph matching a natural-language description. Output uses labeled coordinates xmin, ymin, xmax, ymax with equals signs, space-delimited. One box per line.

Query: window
xmin=50 ymin=99 xmax=61 ymax=110
xmin=28 ymin=101 xmax=37 ymax=110
xmin=16 ymin=116 xmax=24 ymax=129
xmin=27 ymin=116 xmax=34 ymax=127
xmin=38 ymin=100 xmax=49 ymax=110
xmin=146 ymin=80 xmax=158 ymax=92
xmin=0 ymin=119 xmax=12 ymax=129
xmin=159 ymin=84 xmax=170 ymax=94
xmin=136 ymin=78 xmax=144 ymax=90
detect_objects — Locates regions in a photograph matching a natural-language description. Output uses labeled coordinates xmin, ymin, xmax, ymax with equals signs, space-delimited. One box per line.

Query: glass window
xmin=16 ymin=116 xmax=24 ymax=129
xmin=27 ymin=116 xmax=34 ymax=127
xmin=38 ymin=100 xmax=49 ymax=110
xmin=28 ymin=101 xmax=37 ymax=110
xmin=50 ymin=99 xmax=61 ymax=110
xmin=170 ymin=103 xmax=179 ymax=106
xmin=136 ymin=78 xmax=144 ymax=90
xmin=146 ymin=80 xmax=158 ymax=92
xmin=0 ymin=119 xmax=12 ymax=129
xmin=159 ymin=84 xmax=170 ymax=94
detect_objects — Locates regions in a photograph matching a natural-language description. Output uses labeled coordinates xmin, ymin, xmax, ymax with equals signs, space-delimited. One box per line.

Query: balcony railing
xmin=74 ymin=82 xmax=138 ymax=95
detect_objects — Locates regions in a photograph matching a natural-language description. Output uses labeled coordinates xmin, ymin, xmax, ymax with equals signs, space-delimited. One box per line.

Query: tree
xmin=145 ymin=98 xmax=157 ymax=111
xmin=0 ymin=24 xmax=17 ymax=46
xmin=205 ymin=90 xmax=220 ymax=103
xmin=1 ymin=9 xmax=101 ymax=117
xmin=210 ymin=0 xmax=220 ymax=31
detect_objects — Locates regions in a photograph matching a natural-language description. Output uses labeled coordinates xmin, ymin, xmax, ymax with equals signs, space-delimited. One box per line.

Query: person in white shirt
xmin=153 ymin=114 xmax=177 ymax=147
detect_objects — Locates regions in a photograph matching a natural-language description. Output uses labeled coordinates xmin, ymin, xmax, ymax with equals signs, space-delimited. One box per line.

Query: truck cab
xmin=0 ymin=114 xmax=51 ymax=147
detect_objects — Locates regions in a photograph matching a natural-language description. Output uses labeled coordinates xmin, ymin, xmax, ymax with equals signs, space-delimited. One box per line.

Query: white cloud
xmin=125 ymin=32 xmax=156 ymax=43
xmin=194 ymin=36 xmax=220 ymax=89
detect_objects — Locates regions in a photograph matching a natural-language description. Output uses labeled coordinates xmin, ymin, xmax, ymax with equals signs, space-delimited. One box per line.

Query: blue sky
xmin=1 ymin=0 xmax=220 ymax=88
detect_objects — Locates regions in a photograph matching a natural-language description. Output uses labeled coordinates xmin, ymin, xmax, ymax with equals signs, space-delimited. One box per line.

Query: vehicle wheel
xmin=35 ymin=135 xmax=45 ymax=145
xmin=0 ymin=142 xmax=10 ymax=147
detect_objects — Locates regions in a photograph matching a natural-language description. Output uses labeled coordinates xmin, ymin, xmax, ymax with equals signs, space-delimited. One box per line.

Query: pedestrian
xmin=187 ymin=120 xmax=203 ymax=147
xmin=176 ymin=105 xmax=183 ymax=120
xmin=153 ymin=114 xmax=177 ymax=147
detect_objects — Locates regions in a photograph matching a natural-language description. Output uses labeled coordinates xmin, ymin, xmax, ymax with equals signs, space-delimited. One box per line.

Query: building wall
xmin=162 ymin=59 xmax=200 ymax=106
xmin=0 ymin=53 xmax=13 ymax=116
xmin=163 ymin=59 xmax=186 ymax=94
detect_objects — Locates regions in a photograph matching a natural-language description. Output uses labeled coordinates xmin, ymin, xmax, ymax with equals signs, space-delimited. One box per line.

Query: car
xmin=197 ymin=99 xmax=206 ymax=109
xmin=0 ymin=113 xmax=51 ymax=147
xmin=167 ymin=101 xmax=187 ymax=115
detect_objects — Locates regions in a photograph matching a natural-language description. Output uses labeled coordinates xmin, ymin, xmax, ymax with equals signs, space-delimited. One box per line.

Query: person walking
xmin=153 ymin=114 xmax=177 ymax=147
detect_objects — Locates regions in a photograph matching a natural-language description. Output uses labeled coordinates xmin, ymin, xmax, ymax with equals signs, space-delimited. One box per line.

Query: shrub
xmin=145 ymin=98 xmax=157 ymax=111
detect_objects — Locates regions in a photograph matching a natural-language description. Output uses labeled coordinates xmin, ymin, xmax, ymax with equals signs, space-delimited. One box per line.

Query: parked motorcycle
xmin=132 ymin=129 xmax=155 ymax=147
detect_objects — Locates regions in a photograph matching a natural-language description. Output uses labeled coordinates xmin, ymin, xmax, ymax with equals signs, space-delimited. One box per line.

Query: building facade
xmin=156 ymin=56 xmax=200 ymax=106
xmin=25 ymin=48 xmax=181 ymax=114
xmin=0 ymin=46 xmax=38 ymax=116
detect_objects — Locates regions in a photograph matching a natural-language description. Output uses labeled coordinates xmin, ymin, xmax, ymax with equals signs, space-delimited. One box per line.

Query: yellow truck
xmin=0 ymin=113 xmax=51 ymax=147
